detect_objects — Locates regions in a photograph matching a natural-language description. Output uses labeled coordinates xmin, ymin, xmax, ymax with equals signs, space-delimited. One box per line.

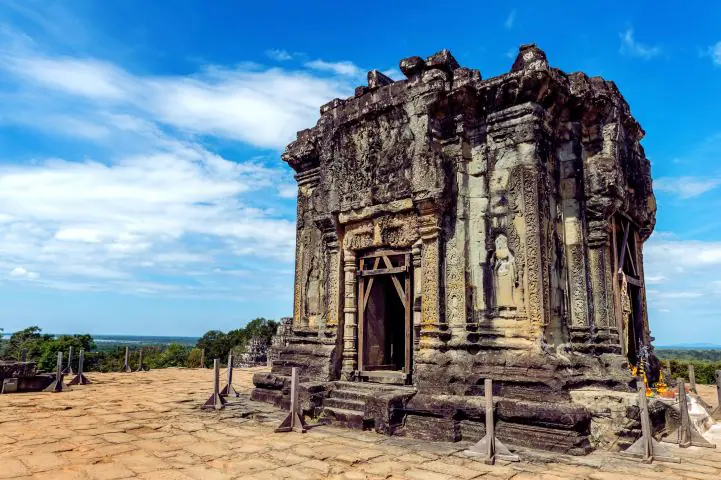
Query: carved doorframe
xmin=610 ymin=214 xmax=644 ymax=361
xmin=356 ymin=250 xmax=412 ymax=375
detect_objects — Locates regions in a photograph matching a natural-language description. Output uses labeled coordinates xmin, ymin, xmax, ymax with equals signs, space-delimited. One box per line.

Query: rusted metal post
xmin=678 ymin=379 xmax=691 ymax=447
xmin=62 ymin=346 xmax=74 ymax=375
xmin=69 ymin=349 xmax=91 ymax=385
xmin=688 ymin=364 xmax=697 ymax=393
xmin=275 ymin=367 xmax=308 ymax=433
xmin=220 ymin=351 xmax=238 ymax=397
xmin=463 ymin=378 xmax=519 ymax=464
xmin=662 ymin=378 xmax=716 ymax=448
xmin=44 ymin=352 xmax=67 ymax=392
xmin=135 ymin=349 xmax=147 ymax=372
xmin=200 ymin=348 xmax=205 ymax=369
xmin=712 ymin=370 xmax=721 ymax=420
xmin=621 ymin=379 xmax=679 ymax=463
xmin=201 ymin=359 xmax=227 ymax=410
xmin=121 ymin=346 xmax=132 ymax=373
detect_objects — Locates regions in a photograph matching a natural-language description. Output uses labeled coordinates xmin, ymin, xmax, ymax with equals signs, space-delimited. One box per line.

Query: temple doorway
xmin=611 ymin=215 xmax=645 ymax=366
xmin=357 ymin=250 xmax=412 ymax=376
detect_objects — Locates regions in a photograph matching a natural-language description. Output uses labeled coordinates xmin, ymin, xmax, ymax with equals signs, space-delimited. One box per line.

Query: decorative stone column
xmin=587 ymin=221 xmax=614 ymax=329
xmin=412 ymin=239 xmax=423 ymax=349
xmin=315 ymin=215 xmax=341 ymax=331
xmin=417 ymin=200 xmax=444 ymax=349
xmin=341 ymin=249 xmax=358 ymax=378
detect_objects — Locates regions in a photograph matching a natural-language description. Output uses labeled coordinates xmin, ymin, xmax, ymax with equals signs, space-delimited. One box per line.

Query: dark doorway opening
xmin=611 ymin=214 xmax=646 ymax=367
xmin=364 ymin=275 xmax=406 ymax=371
xmin=357 ymin=250 xmax=412 ymax=377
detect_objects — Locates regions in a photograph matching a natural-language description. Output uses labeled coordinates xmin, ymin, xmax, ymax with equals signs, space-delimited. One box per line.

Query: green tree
xmin=186 ymin=348 xmax=204 ymax=368
xmin=37 ymin=334 xmax=96 ymax=371
xmin=0 ymin=326 xmax=52 ymax=361
xmin=155 ymin=343 xmax=191 ymax=368
xmin=195 ymin=330 xmax=230 ymax=365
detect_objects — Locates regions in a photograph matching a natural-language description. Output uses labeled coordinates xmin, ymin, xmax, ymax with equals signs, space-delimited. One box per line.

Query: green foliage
xmin=196 ymin=318 xmax=278 ymax=364
xmin=155 ymin=343 xmax=192 ymax=368
xmin=1 ymin=318 xmax=280 ymax=373
xmin=195 ymin=330 xmax=230 ymax=366
xmin=661 ymin=358 xmax=721 ymax=385
xmin=186 ymin=348 xmax=204 ymax=368
xmin=656 ymin=349 xmax=721 ymax=363
xmin=37 ymin=334 xmax=96 ymax=371
xmin=0 ymin=326 xmax=53 ymax=361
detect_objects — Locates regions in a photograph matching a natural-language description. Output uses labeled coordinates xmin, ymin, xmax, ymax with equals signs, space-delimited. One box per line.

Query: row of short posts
xmin=44 ymin=349 xmax=93 ymax=392
xmin=120 ymin=346 xmax=148 ymax=373
xmin=666 ymin=360 xmax=721 ymax=421
xmin=662 ymin=378 xmax=716 ymax=449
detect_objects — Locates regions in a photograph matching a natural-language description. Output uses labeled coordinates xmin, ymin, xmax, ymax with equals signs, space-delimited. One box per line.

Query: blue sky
xmin=0 ymin=1 xmax=719 ymax=343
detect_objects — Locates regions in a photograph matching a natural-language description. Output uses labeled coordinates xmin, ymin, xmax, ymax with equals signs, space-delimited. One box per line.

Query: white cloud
xmin=504 ymin=9 xmax=516 ymax=29
xmin=707 ymin=41 xmax=721 ymax=66
xmin=0 ymin=25 xmax=368 ymax=299
xmin=277 ymin=184 xmax=297 ymax=199
xmin=304 ymin=59 xmax=363 ymax=77
xmin=1 ymin=53 xmax=353 ymax=150
xmin=645 ymin=274 xmax=667 ymax=285
xmin=266 ymin=49 xmax=293 ymax=61
xmin=381 ymin=68 xmax=403 ymax=81
xmin=7 ymin=56 xmax=133 ymax=100
xmin=9 ymin=266 xmax=38 ymax=279
xmin=619 ymin=27 xmax=661 ymax=60
xmin=653 ymin=176 xmax=721 ymax=199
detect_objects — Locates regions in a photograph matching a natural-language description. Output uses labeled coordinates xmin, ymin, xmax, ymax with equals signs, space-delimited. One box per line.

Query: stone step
xmin=321 ymin=406 xmax=367 ymax=429
xmin=328 ymin=388 xmax=373 ymax=402
xmin=323 ymin=397 xmax=366 ymax=411
xmin=333 ymin=380 xmax=415 ymax=393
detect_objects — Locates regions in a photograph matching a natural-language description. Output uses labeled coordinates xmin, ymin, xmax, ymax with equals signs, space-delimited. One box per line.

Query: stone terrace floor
xmin=1 ymin=367 xmax=719 ymax=480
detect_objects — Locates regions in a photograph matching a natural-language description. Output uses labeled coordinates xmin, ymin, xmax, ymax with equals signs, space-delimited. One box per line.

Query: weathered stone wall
xmin=255 ymin=43 xmax=657 ymax=453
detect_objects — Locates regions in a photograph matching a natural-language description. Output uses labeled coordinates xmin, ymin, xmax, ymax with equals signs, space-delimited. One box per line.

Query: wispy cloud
xmin=619 ymin=27 xmax=661 ymax=60
xmin=706 ymin=41 xmax=721 ymax=66
xmin=304 ymin=59 xmax=363 ymax=77
xmin=653 ymin=176 xmax=721 ymax=199
xmin=266 ymin=49 xmax=293 ymax=61
xmin=504 ymin=9 xmax=516 ymax=29
xmin=0 ymin=27 xmax=364 ymax=298
xmin=1 ymin=52 xmax=352 ymax=149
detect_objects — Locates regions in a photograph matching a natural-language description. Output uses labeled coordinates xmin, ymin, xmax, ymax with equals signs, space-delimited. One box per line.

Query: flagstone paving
xmin=1 ymin=367 xmax=719 ymax=479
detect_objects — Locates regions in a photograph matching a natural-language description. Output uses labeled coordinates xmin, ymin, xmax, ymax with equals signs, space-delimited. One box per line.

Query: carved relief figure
xmin=491 ymin=234 xmax=519 ymax=311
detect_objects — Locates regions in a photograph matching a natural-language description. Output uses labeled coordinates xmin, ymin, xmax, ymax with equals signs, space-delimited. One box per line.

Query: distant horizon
xmin=3 ymin=330 xmax=721 ymax=351
xmin=0 ymin=331 xmax=200 ymax=339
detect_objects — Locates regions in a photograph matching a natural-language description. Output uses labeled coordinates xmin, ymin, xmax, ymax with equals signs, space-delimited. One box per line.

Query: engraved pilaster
xmin=341 ymin=250 xmax=357 ymax=377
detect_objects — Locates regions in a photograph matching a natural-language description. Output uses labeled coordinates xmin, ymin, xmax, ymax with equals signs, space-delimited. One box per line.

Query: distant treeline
xmin=656 ymin=349 xmax=721 ymax=385
xmin=0 ymin=318 xmax=278 ymax=373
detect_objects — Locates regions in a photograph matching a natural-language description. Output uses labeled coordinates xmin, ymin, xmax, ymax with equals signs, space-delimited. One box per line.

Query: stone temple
xmin=253 ymin=44 xmax=657 ymax=454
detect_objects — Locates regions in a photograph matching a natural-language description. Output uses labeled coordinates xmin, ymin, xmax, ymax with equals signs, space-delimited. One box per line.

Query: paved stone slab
xmin=0 ymin=369 xmax=717 ymax=479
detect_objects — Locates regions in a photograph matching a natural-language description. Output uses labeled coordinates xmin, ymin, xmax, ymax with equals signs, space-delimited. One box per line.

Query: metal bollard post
xmin=463 ymin=378 xmax=519 ymax=464
xmin=275 ymin=367 xmax=308 ymax=433
xmin=69 ymin=349 xmax=91 ymax=385
xmin=121 ymin=346 xmax=132 ymax=373
xmin=62 ymin=346 xmax=75 ymax=375
xmin=621 ymin=379 xmax=679 ymax=463
xmin=688 ymin=364 xmax=697 ymax=393
xmin=44 ymin=352 xmax=67 ymax=392
xmin=201 ymin=359 xmax=227 ymax=410
xmin=135 ymin=349 xmax=147 ymax=372
xmin=662 ymin=378 xmax=715 ymax=448
xmin=220 ymin=352 xmax=238 ymax=397
xmin=712 ymin=370 xmax=721 ymax=420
